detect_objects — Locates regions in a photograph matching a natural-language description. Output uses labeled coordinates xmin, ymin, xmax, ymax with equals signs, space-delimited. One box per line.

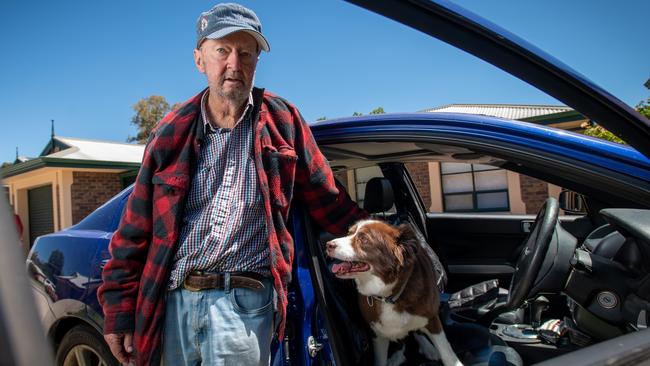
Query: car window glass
xmin=73 ymin=187 xmax=131 ymax=232
xmin=405 ymin=162 xmax=567 ymax=215
xmin=334 ymin=165 xmax=396 ymax=214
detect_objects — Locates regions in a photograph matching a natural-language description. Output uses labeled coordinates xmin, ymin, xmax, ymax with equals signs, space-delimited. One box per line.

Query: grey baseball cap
xmin=196 ymin=3 xmax=270 ymax=52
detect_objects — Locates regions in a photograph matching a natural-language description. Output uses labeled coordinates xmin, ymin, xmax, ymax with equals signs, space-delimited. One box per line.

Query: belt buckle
xmin=183 ymin=282 xmax=202 ymax=292
xmin=183 ymin=271 xmax=205 ymax=292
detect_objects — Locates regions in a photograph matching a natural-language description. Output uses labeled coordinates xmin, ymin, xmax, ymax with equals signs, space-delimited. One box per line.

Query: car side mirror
xmin=559 ymin=190 xmax=588 ymax=215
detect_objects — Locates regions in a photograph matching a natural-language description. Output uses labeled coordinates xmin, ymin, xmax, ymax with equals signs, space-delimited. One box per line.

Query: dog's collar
xmin=366 ymin=269 xmax=412 ymax=307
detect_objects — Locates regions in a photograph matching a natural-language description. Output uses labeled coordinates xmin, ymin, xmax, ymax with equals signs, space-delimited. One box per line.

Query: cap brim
xmin=201 ymin=26 xmax=270 ymax=52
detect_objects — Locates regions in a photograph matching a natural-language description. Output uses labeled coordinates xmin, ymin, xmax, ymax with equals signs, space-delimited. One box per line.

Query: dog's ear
xmin=397 ymin=223 xmax=417 ymax=243
xmin=396 ymin=224 xmax=419 ymax=266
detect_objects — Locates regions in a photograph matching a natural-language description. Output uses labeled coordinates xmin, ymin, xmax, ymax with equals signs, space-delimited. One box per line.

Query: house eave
xmin=520 ymin=110 xmax=585 ymax=125
xmin=1 ymin=157 xmax=140 ymax=179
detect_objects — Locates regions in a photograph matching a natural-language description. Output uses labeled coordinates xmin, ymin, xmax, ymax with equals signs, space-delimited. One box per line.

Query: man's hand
xmin=104 ymin=332 xmax=134 ymax=365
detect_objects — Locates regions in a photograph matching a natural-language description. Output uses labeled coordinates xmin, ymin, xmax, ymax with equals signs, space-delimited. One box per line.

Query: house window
xmin=440 ymin=163 xmax=509 ymax=212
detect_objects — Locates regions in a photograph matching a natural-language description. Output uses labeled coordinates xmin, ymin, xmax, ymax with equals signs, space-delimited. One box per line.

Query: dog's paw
xmin=387 ymin=344 xmax=407 ymax=366
xmin=414 ymin=332 xmax=440 ymax=361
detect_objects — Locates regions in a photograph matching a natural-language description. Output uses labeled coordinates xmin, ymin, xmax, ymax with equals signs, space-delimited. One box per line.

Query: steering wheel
xmin=506 ymin=197 xmax=559 ymax=309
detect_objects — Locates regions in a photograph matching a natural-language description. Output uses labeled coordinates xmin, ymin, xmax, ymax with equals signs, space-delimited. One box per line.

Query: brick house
xmin=335 ymin=104 xmax=588 ymax=215
xmin=2 ymin=136 xmax=144 ymax=249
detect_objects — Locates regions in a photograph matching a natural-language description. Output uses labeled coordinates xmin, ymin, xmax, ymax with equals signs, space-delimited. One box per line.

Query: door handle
xmin=521 ymin=220 xmax=535 ymax=233
xmin=99 ymin=259 xmax=109 ymax=270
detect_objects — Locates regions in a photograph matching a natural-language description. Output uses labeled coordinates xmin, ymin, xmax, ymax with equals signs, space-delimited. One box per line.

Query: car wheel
xmin=56 ymin=325 xmax=118 ymax=366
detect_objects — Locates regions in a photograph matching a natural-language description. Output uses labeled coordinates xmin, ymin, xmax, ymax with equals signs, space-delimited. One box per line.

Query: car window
xmin=405 ymin=162 xmax=564 ymax=215
xmin=73 ymin=186 xmax=132 ymax=232
xmin=334 ymin=165 xmax=396 ymax=214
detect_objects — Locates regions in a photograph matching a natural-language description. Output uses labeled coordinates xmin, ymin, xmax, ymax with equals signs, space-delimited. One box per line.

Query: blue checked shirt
xmin=168 ymin=91 xmax=270 ymax=290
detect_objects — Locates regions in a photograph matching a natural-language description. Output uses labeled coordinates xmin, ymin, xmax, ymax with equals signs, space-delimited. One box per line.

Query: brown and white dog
xmin=326 ymin=219 xmax=463 ymax=366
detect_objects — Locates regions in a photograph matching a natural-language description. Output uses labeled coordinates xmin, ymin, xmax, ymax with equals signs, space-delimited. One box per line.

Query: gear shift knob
xmin=531 ymin=296 xmax=550 ymax=327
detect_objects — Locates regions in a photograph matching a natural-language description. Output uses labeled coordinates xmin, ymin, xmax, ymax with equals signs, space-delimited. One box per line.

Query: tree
xmin=128 ymin=96 xmax=179 ymax=144
xmin=352 ymin=112 xmax=363 ymax=116
xmin=316 ymin=116 xmax=327 ymax=121
xmin=581 ymin=122 xmax=625 ymax=144
xmin=580 ymin=96 xmax=649 ymax=144
xmin=636 ymin=97 xmax=650 ymax=119
xmin=369 ymin=107 xmax=385 ymax=115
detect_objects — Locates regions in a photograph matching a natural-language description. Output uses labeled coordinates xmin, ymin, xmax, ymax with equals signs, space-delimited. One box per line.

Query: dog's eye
xmin=356 ymin=233 xmax=369 ymax=245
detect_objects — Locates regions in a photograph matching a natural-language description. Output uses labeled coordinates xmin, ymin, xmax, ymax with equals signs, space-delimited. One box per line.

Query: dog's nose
xmin=326 ymin=241 xmax=336 ymax=252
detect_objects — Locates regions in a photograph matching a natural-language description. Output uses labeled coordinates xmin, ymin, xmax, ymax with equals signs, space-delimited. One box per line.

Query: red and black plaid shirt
xmin=97 ymin=87 xmax=366 ymax=365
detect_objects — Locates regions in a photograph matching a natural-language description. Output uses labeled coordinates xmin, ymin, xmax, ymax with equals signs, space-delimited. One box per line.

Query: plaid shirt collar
xmin=200 ymin=90 xmax=254 ymax=134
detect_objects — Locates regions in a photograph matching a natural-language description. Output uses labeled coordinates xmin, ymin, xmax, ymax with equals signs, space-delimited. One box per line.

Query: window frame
xmin=440 ymin=163 xmax=510 ymax=213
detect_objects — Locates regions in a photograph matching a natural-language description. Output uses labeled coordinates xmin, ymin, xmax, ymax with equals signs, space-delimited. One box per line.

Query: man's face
xmin=194 ymin=32 xmax=259 ymax=104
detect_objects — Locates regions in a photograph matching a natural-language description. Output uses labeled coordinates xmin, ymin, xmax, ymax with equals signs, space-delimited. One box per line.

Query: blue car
xmin=26 ymin=1 xmax=650 ymax=365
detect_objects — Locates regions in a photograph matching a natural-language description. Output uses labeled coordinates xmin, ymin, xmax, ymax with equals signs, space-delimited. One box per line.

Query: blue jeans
xmin=163 ymin=276 xmax=275 ymax=365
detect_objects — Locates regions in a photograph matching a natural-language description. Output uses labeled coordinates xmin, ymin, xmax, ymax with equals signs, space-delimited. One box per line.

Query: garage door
xmin=28 ymin=185 xmax=54 ymax=246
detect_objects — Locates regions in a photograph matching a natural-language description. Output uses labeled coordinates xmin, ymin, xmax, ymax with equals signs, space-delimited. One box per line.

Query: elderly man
xmin=98 ymin=3 xmax=366 ymax=365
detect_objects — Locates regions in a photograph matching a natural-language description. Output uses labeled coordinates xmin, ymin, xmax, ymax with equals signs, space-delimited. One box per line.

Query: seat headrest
xmin=363 ymin=177 xmax=394 ymax=213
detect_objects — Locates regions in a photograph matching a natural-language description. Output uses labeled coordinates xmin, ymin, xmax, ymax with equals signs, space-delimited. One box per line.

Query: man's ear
xmin=193 ymin=48 xmax=206 ymax=74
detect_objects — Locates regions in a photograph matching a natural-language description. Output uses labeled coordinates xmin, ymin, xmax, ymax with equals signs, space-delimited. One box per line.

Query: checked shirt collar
xmin=200 ymin=90 xmax=254 ymax=134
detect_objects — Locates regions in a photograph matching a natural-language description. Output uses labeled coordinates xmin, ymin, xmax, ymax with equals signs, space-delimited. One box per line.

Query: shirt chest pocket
xmin=152 ymin=173 xmax=188 ymax=194
xmin=262 ymin=145 xmax=297 ymax=215
xmin=151 ymin=172 xmax=189 ymax=239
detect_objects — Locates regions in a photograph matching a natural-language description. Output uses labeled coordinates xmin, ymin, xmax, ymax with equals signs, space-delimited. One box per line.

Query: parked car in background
xmin=26 ymin=1 xmax=650 ymax=365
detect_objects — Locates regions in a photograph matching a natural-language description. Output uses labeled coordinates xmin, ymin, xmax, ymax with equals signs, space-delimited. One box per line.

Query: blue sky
xmin=1 ymin=0 xmax=648 ymax=164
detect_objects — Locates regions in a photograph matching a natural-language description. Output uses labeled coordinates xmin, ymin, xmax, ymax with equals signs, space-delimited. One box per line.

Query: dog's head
xmin=326 ymin=219 xmax=418 ymax=285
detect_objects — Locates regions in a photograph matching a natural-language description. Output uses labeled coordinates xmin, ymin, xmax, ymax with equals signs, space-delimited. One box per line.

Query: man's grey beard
xmin=214 ymin=72 xmax=255 ymax=104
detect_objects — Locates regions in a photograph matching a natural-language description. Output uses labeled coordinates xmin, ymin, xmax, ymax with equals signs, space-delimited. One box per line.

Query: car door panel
xmin=426 ymin=213 xmax=529 ymax=291
xmin=426 ymin=213 xmax=586 ymax=292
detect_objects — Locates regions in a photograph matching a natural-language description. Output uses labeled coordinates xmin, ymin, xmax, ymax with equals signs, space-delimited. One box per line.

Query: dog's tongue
xmin=331 ymin=260 xmax=370 ymax=275
xmin=331 ymin=260 xmax=353 ymax=275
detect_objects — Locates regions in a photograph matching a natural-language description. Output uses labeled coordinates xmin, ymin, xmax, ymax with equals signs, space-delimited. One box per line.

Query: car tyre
xmin=56 ymin=325 xmax=119 ymax=366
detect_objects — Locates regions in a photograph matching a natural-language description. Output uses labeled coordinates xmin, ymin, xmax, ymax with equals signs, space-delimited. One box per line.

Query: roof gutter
xmin=1 ymin=157 xmax=140 ymax=179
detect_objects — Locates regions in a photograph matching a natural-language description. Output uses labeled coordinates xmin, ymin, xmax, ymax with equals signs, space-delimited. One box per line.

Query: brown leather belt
xmin=183 ymin=271 xmax=267 ymax=292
